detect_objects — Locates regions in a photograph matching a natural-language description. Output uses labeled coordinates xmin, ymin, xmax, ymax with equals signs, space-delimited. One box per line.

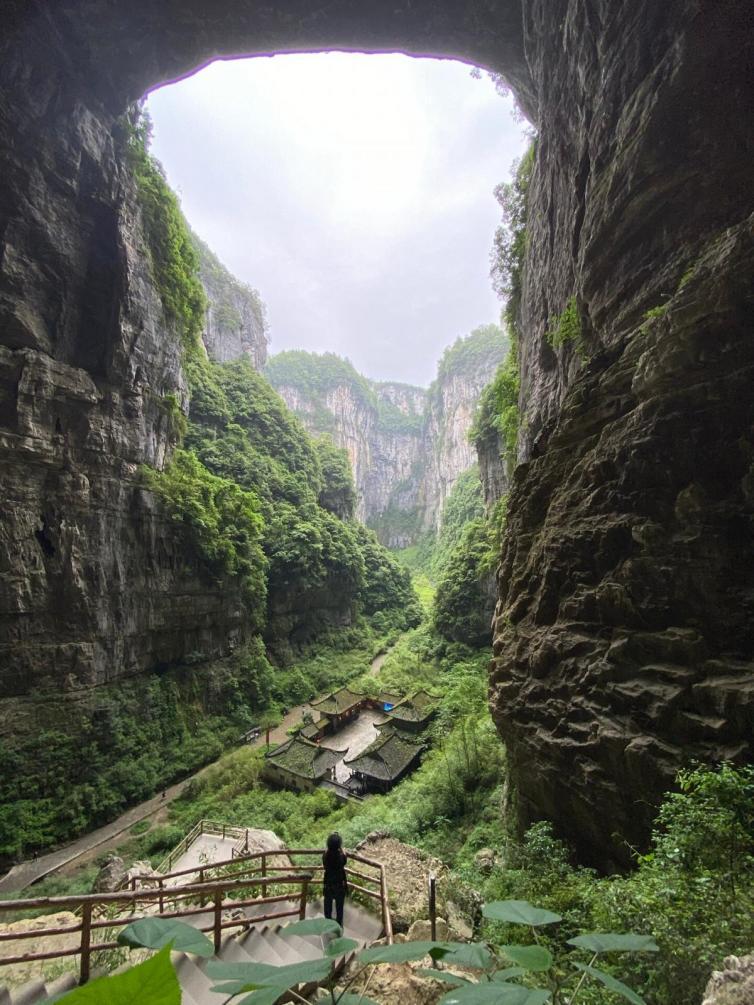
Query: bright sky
xmin=147 ymin=53 xmax=527 ymax=386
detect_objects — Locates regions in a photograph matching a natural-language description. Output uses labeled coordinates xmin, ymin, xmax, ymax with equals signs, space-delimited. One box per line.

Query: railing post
xmin=299 ymin=877 xmax=309 ymax=920
xmin=79 ymin=902 xmax=92 ymax=985
xmin=261 ymin=853 xmax=267 ymax=899
xmin=158 ymin=879 xmax=164 ymax=914
xmin=428 ymin=873 xmax=437 ymax=942
xmin=245 ymin=829 xmax=249 ymax=852
xmin=213 ymin=890 xmax=223 ymax=954
xmin=222 ymin=824 xmax=226 ymax=839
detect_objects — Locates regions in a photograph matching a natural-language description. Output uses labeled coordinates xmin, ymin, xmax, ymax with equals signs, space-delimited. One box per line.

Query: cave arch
xmin=1 ymin=0 xmax=752 ymax=870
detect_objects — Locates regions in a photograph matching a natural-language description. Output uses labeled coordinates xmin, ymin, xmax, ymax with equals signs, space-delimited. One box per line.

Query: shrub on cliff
xmin=125 ymin=111 xmax=207 ymax=350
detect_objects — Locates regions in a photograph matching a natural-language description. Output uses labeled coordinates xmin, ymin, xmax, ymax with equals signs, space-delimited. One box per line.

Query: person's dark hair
xmin=324 ymin=832 xmax=344 ymax=865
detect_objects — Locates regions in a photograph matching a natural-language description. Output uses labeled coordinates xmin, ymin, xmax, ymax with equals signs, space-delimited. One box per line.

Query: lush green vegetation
xmin=470 ymin=339 xmax=520 ymax=464
xmin=0 ymin=648 xmax=274 ymax=859
xmin=142 ymin=449 xmax=267 ymax=629
xmin=433 ymin=514 xmax=498 ymax=646
xmin=182 ymin=354 xmax=420 ymax=655
xmin=469 ymin=764 xmax=754 ymax=1005
xmin=315 ymin=436 xmax=357 ymax=518
xmin=125 ymin=113 xmax=206 ymax=350
xmin=432 ymin=467 xmax=485 ymax=570
xmin=434 ymin=323 xmax=508 ymax=386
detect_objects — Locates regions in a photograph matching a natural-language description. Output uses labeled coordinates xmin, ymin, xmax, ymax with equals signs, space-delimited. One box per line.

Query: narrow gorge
xmin=0 ymin=6 xmax=752 ymax=1002
xmin=264 ymin=327 xmax=506 ymax=547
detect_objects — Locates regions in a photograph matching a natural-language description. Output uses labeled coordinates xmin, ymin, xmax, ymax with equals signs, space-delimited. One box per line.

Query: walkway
xmin=319 ymin=708 xmax=386 ymax=783
xmin=0 ymin=643 xmax=397 ymax=894
xmin=0 ymin=780 xmax=189 ymax=895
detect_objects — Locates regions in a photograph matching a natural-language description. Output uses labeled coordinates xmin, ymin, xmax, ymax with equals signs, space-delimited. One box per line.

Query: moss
xmin=546 ymin=296 xmax=584 ymax=353
xmin=640 ymin=302 xmax=670 ymax=333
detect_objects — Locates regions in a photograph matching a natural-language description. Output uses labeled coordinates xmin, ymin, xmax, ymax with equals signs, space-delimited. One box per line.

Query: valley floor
xmin=0 ymin=644 xmax=397 ymax=895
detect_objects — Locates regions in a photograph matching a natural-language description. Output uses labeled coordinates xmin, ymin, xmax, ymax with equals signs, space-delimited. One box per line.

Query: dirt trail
xmin=0 ymin=643 xmax=397 ymax=895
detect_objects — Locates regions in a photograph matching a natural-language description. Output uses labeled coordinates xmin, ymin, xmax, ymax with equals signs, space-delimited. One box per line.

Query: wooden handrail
xmin=0 ymin=843 xmax=394 ymax=986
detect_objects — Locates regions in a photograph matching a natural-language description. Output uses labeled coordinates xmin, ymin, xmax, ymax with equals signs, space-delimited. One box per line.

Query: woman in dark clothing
xmin=322 ymin=832 xmax=347 ymax=928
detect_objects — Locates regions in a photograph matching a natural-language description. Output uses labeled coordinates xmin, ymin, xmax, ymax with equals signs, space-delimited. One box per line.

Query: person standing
xmin=322 ymin=832 xmax=347 ymax=929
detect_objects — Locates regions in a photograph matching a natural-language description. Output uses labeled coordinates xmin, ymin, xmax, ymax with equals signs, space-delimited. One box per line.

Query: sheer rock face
xmin=0 ymin=83 xmax=247 ymax=711
xmin=195 ymin=237 xmax=269 ymax=368
xmin=1 ymin=0 xmax=752 ymax=866
xmin=489 ymin=0 xmax=754 ymax=868
xmin=270 ymin=362 xmax=496 ymax=544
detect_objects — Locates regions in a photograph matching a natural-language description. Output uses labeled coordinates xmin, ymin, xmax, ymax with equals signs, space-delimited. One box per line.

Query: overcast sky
xmin=147 ymin=53 xmax=527 ymax=386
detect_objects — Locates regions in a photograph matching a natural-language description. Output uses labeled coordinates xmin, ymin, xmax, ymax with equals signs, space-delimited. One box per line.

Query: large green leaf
xmin=417 ymin=968 xmax=472 ymax=986
xmin=235 ymin=989 xmax=289 ymax=1005
xmin=431 ymin=942 xmax=493 ymax=969
xmin=439 ymin=985 xmax=551 ymax=1004
xmin=55 ymin=946 xmax=180 ymax=1004
xmin=279 ymin=917 xmax=342 ymax=938
xmin=118 ymin=917 xmax=214 ymax=957
xmin=491 ymin=967 xmax=527 ymax=982
xmin=499 ymin=945 xmax=553 ymax=972
xmin=357 ymin=941 xmax=442 ymax=964
xmin=206 ymin=956 xmax=332 ymax=993
xmin=567 ymin=934 xmax=659 ymax=954
xmin=573 ymin=963 xmax=647 ymax=1004
xmin=482 ymin=901 xmax=561 ymax=927
xmin=325 ymin=936 xmax=360 ymax=957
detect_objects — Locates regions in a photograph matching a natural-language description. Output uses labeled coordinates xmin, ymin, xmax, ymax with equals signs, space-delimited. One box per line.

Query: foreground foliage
xmin=55 ymin=901 xmax=657 ymax=1004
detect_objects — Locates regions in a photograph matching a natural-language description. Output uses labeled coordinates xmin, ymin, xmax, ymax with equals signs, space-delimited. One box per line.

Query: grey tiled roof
xmin=266 ymin=737 xmax=346 ymax=779
xmin=344 ymin=732 xmax=424 ymax=781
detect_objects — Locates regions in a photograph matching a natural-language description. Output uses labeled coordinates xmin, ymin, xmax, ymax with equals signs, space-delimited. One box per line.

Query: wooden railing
xmin=0 ymin=847 xmax=393 ymax=987
xmin=155 ymin=818 xmax=250 ymax=874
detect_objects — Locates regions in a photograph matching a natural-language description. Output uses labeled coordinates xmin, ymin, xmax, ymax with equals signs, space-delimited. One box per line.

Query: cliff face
xmin=0 ymin=101 xmax=248 ymax=707
xmin=265 ymin=329 xmax=506 ymax=546
xmin=194 ymin=234 xmax=269 ymax=369
xmin=489 ymin=1 xmax=754 ymax=867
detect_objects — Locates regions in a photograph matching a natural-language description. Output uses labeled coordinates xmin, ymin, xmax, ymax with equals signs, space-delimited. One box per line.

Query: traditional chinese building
xmin=310 ymin=687 xmax=366 ymax=731
xmin=344 ymin=732 xmax=425 ymax=794
xmin=383 ymin=689 xmax=438 ymax=734
xmin=263 ymin=736 xmax=347 ymax=792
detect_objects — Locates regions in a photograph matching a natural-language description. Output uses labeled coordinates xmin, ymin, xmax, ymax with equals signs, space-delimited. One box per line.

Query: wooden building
xmin=263 ymin=736 xmax=347 ymax=793
xmin=383 ymin=689 xmax=438 ymax=734
xmin=310 ymin=687 xmax=366 ymax=731
xmin=344 ymin=733 xmax=425 ymax=794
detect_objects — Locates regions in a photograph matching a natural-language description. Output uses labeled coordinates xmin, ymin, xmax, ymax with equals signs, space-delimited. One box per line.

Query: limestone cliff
xmin=489 ymin=1 xmax=754 ymax=868
xmin=264 ymin=326 xmax=507 ymax=546
xmin=193 ymin=233 xmax=269 ymax=369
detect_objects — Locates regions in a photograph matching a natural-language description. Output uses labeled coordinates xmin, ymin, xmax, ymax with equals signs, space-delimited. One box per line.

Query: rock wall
xmin=0 ymin=91 xmax=247 ymax=716
xmin=266 ymin=335 xmax=506 ymax=546
xmin=490 ymin=1 xmax=754 ymax=867
xmin=194 ymin=233 xmax=269 ymax=368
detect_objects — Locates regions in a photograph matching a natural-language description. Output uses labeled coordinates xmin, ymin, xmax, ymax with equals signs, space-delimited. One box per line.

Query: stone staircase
xmin=175 ymin=898 xmax=382 ymax=1005
xmin=0 ymin=840 xmax=391 ymax=1004
xmin=0 ymin=899 xmax=381 ymax=1003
